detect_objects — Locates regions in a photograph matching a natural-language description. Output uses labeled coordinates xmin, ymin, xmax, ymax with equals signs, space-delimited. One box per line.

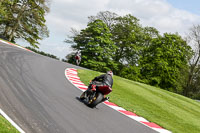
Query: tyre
xmin=88 ymin=93 xmax=104 ymax=108
xmin=80 ymin=91 xmax=87 ymax=100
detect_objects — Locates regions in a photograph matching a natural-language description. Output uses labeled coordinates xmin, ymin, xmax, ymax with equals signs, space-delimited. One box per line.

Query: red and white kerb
xmin=0 ymin=40 xmax=32 ymax=52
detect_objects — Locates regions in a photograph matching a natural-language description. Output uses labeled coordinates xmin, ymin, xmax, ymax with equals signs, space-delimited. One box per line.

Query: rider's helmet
xmin=107 ymin=70 xmax=113 ymax=77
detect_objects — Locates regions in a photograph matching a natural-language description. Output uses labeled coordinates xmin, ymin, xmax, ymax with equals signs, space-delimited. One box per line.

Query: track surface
xmin=0 ymin=42 xmax=157 ymax=133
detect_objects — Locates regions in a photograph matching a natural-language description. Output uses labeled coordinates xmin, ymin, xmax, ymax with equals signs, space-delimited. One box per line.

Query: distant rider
xmin=75 ymin=50 xmax=81 ymax=65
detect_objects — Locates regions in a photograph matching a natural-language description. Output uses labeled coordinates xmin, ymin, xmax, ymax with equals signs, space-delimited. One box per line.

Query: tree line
xmin=65 ymin=11 xmax=200 ymax=99
xmin=26 ymin=46 xmax=60 ymax=60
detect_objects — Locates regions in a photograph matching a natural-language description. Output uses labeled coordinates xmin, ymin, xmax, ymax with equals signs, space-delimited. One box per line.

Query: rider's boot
xmin=102 ymin=97 xmax=109 ymax=102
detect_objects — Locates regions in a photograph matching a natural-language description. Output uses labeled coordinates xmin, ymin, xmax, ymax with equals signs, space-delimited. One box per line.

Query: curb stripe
xmin=78 ymin=87 xmax=88 ymax=90
xmin=71 ymin=81 xmax=86 ymax=85
xmin=109 ymin=106 xmax=126 ymax=111
xmin=67 ymin=76 xmax=80 ymax=79
xmin=68 ymin=78 xmax=81 ymax=82
xmin=74 ymin=84 xmax=88 ymax=88
xmin=70 ymin=80 xmax=84 ymax=83
xmin=66 ymin=73 xmax=78 ymax=76
xmin=104 ymin=101 xmax=118 ymax=106
xmin=128 ymin=116 xmax=149 ymax=122
xmin=0 ymin=39 xmax=32 ymax=52
xmin=118 ymin=110 xmax=138 ymax=116
xmin=141 ymin=122 xmax=162 ymax=128
xmin=65 ymin=68 xmax=172 ymax=133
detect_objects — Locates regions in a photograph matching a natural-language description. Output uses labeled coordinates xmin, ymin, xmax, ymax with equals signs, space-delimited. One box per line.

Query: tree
xmin=119 ymin=26 xmax=160 ymax=81
xmin=189 ymin=65 xmax=200 ymax=99
xmin=0 ymin=0 xmax=50 ymax=48
xmin=0 ymin=0 xmax=7 ymax=21
xmin=88 ymin=11 xmax=118 ymax=30
xmin=72 ymin=19 xmax=117 ymax=72
xmin=0 ymin=0 xmax=12 ymax=39
xmin=184 ymin=24 xmax=200 ymax=97
xmin=111 ymin=14 xmax=141 ymax=64
xmin=139 ymin=33 xmax=192 ymax=92
xmin=111 ymin=15 xmax=160 ymax=76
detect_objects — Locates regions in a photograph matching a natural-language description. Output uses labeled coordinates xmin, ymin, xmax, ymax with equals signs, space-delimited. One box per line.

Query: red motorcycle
xmin=80 ymin=82 xmax=112 ymax=108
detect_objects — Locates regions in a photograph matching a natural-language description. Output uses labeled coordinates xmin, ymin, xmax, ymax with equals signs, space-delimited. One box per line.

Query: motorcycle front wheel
xmin=88 ymin=92 xmax=104 ymax=108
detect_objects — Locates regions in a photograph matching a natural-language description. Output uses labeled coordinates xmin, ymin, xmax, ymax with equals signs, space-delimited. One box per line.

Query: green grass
xmin=78 ymin=69 xmax=200 ymax=133
xmin=0 ymin=115 xmax=19 ymax=133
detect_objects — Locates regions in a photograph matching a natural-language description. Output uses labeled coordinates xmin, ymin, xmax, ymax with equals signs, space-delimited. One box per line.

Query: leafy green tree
xmin=0 ymin=0 xmax=6 ymax=21
xmin=72 ymin=19 xmax=117 ymax=72
xmin=87 ymin=12 xmax=161 ymax=77
xmin=112 ymin=15 xmax=160 ymax=77
xmin=139 ymin=33 xmax=192 ymax=92
xmin=0 ymin=0 xmax=50 ymax=48
xmin=120 ymin=65 xmax=142 ymax=81
xmin=119 ymin=26 xmax=160 ymax=82
xmin=111 ymin=14 xmax=141 ymax=64
xmin=89 ymin=13 xmax=142 ymax=65
xmin=0 ymin=0 xmax=12 ymax=39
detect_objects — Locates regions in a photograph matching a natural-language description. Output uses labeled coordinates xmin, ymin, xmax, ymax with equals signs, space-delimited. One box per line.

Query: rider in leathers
xmin=87 ymin=71 xmax=113 ymax=101
xmin=75 ymin=50 xmax=81 ymax=65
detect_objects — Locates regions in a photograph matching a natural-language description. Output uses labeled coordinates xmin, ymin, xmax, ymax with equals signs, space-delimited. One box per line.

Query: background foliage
xmin=65 ymin=11 xmax=200 ymax=99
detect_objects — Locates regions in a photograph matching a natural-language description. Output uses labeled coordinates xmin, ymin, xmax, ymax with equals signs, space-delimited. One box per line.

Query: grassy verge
xmin=78 ymin=69 xmax=200 ymax=133
xmin=0 ymin=115 xmax=19 ymax=133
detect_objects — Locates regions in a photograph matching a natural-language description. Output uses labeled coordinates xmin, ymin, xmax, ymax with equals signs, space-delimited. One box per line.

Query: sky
xmin=17 ymin=0 xmax=200 ymax=59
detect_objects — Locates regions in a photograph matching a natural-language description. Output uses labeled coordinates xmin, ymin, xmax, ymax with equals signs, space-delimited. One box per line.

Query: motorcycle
xmin=80 ymin=82 xmax=112 ymax=108
xmin=75 ymin=55 xmax=81 ymax=65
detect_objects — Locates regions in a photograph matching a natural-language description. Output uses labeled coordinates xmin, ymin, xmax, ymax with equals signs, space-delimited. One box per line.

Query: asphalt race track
xmin=0 ymin=41 xmax=157 ymax=133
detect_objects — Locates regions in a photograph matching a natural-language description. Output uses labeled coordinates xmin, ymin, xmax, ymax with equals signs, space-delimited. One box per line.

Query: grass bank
xmin=0 ymin=115 xmax=19 ymax=133
xmin=78 ymin=69 xmax=200 ymax=133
